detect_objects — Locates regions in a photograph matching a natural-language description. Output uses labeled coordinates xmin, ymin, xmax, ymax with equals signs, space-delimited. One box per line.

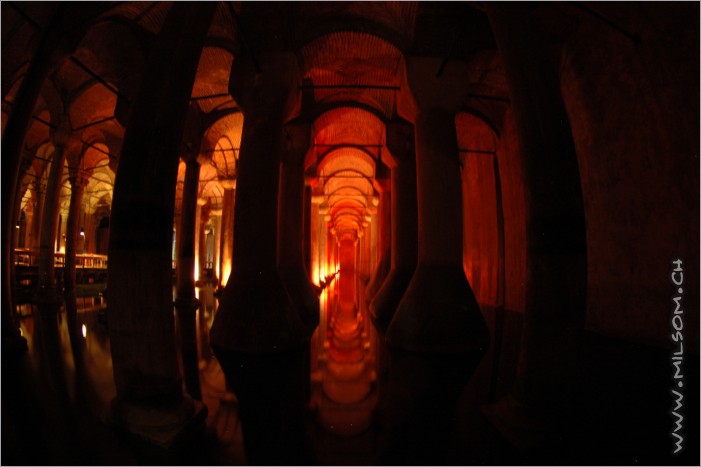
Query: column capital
xmin=50 ymin=121 xmax=73 ymax=148
xmin=281 ymin=121 xmax=311 ymax=165
xmin=384 ymin=119 xmax=415 ymax=167
xmin=220 ymin=178 xmax=236 ymax=190
xmin=229 ymin=52 xmax=301 ymax=121
xmin=399 ymin=56 xmax=471 ymax=121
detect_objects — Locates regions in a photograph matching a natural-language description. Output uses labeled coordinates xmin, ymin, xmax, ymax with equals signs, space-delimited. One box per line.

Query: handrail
xmin=13 ymin=248 xmax=108 ymax=269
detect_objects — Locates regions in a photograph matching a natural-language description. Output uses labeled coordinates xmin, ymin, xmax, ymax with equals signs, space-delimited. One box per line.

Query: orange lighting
xmin=221 ymin=259 xmax=232 ymax=287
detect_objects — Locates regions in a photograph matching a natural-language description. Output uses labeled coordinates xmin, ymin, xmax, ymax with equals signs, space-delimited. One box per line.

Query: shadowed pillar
xmin=64 ymin=161 xmax=90 ymax=359
xmin=218 ymin=180 xmax=235 ymax=288
xmin=365 ymin=176 xmax=391 ymax=303
xmin=379 ymin=57 xmax=490 ymax=464
xmin=1 ymin=6 xmax=68 ymax=356
xmin=370 ymin=119 xmax=418 ymax=335
xmin=278 ymin=121 xmax=321 ymax=406
xmin=278 ymin=121 xmax=320 ymax=337
xmin=107 ymin=2 xmax=215 ymax=448
xmin=34 ymin=126 xmax=73 ymax=403
xmin=484 ymin=3 xmax=587 ymax=451
xmin=175 ymin=153 xmax=203 ymax=401
xmin=209 ymin=52 xmax=311 ymax=465
xmin=35 ymin=125 xmax=74 ymax=337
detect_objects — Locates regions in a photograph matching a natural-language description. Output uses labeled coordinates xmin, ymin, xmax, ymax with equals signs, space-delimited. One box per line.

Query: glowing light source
xmin=221 ymin=259 xmax=232 ymax=287
xmin=79 ymin=228 xmax=85 ymax=237
xmin=81 ymin=324 xmax=87 ymax=338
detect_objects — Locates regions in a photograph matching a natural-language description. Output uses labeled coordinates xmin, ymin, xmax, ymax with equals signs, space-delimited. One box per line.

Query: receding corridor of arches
xmin=2 ymin=2 xmax=699 ymax=466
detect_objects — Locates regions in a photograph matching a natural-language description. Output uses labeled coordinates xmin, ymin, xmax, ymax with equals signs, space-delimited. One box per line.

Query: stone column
xmin=210 ymin=208 xmax=222 ymax=283
xmin=36 ymin=131 xmax=69 ymax=300
xmin=107 ymin=2 xmax=215 ymax=447
xmin=379 ymin=57 xmax=490 ymax=464
xmin=209 ymin=52 xmax=310 ymax=465
xmin=370 ymin=120 xmax=418 ymax=335
xmin=365 ymin=179 xmax=390 ymax=302
xmin=174 ymin=157 xmax=202 ymax=401
xmin=1 ymin=6 xmax=67 ymax=355
xmin=278 ymin=122 xmax=320 ymax=405
xmin=64 ymin=166 xmax=90 ymax=359
xmin=304 ymin=186 xmax=313 ymax=277
xmin=278 ymin=121 xmax=320 ymax=337
xmin=483 ymin=4 xmax=587 ymax=450
xmin=217 ymin=181 xmax=235 ymax=288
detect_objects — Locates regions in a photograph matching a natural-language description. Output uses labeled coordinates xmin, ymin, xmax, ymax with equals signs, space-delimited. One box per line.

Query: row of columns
xmin=1 ymin=4 xmax=586 ymax=461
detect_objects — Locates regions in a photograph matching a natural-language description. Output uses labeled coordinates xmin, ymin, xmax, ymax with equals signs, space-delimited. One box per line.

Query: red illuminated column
xmin=278 ymin=121 xmax=320 ymax=406
xmin=107 ymin=3 xmax=215 ymax=447
xmin=365 ymin=178 xmax=390 ymax=302
xmin=370 ymin=119 xmax=418 ymax=335
xmin=209 ymin=52 xmax=310 ymax=465
xmin=174 ymin=155 xmax=202 ymax=401
xmin=278 ymin=121 xmax=320 ymax=336
xmin=218 ymin=181 xmax=235 ymax=287
xmin=387 ymin=57 xmax=489 ymax=355
xmin=484 ymin=4 xmax=587 ymax=448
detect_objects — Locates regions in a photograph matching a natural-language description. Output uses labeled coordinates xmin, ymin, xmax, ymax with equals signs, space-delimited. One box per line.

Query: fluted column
xmin=484 ymin=4 xmax=587 ymax=450
xmin=174 ymin=157 xmax=202 ymax=401
xmin=370 ymin=120 xmax=418 ymax=335
xmin=209 ymin=52 xmax=310 ymax=465
xmin=107 ymin=2 xmax=215 ymax=447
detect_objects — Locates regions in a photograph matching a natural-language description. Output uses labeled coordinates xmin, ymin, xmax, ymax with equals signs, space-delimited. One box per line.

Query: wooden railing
xmin=13 ymin=248 xmax=108 ymax=269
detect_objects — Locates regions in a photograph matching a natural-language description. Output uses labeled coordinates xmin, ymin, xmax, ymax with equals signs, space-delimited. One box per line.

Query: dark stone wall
xmin=560 ymin=3 xmax=699 ymax=350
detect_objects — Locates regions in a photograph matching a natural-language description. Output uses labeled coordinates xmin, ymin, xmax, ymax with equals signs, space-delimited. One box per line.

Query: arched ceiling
xmin=3 ymin=1 xmax=513 ymax=244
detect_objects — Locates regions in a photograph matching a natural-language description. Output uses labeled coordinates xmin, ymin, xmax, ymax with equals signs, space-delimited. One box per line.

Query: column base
xmin=210 ymin=268 xmax=306 ymax=353
xmin=212 ymin=345 xmax=314 ymax=465
xmin=481 ymin=393 xmax=566 ymax=452
xmin=108 ymin=396 xmax=207 ymax=449
xmin=377 ymin=348 xmax=484 ymax=465
xmin=2 ymin=332 xmax=28 ymax=355
xmin=369 ymin=267 xmax=414 ymax=336
xmin=279 ymin=262 xmax=320 ymax=338
xmin=386 ymin=261 xmax=489 ymax=353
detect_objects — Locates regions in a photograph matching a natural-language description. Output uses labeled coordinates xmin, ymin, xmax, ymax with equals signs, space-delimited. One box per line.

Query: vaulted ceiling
xmin=2 ymin=1 xmax=526 ymax=238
